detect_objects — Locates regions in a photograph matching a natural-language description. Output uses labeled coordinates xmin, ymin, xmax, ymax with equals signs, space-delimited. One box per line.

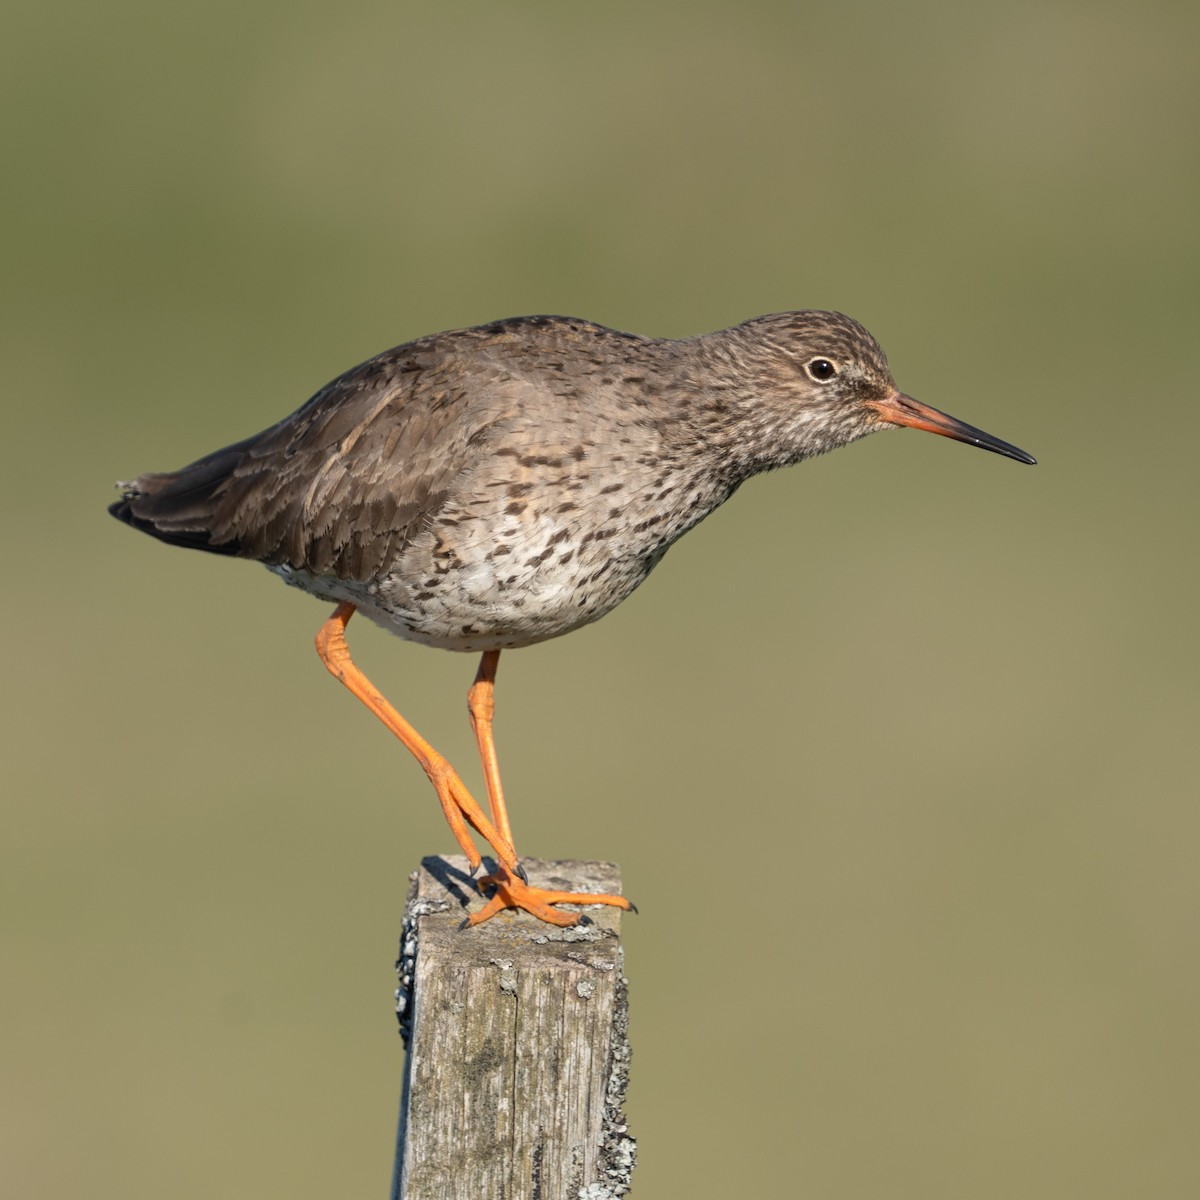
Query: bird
xmin=110 ymin=311 xmax=1035 ymax=927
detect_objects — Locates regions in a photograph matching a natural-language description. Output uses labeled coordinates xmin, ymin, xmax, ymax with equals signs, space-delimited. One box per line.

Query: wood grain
xmin=393 ymin=856 xmax=635 ymax=1199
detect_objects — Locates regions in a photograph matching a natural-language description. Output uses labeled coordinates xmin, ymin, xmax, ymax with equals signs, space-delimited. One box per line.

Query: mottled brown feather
xmin=110 ymin=311 xmax=1033 ymax=652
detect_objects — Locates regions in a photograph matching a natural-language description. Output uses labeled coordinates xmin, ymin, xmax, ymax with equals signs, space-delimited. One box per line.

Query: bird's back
xmin=112 ymin=318 xmax=650 ymax=573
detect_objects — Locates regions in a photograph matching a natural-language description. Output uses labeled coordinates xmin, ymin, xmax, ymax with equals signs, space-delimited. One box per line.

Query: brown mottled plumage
xmin=111 ymin=311 xmax=1034 ymax=925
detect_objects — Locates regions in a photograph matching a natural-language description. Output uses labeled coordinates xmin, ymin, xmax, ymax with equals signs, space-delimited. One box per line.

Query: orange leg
xmin=463 ymin=649 xmax=634 ymax=928
xmin=315 ymin=603 xmax=521 ymax=880
xmin=467 ymin=651 xmax=515 ymax=848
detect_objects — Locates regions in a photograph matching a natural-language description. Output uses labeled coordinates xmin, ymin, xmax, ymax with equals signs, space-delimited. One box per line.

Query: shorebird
xmin=110 ymin=311 xmax=1035 ymax=925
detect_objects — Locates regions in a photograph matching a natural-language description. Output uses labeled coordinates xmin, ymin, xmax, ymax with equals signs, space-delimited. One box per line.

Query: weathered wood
xmin=392 ymin=856 xmax=635 ymax=1200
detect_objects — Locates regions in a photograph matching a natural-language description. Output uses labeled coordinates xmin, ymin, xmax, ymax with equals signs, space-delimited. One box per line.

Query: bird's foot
xmin=463 ymin=868 xmax=635 ymax=929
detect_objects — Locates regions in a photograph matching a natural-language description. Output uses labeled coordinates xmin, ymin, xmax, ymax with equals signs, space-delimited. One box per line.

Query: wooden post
xmin=392 ymin=856 xmax=635 ymax=1200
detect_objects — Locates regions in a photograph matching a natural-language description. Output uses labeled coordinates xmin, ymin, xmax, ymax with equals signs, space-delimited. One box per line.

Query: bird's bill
xmin=870 ymin=391 xmax=1036 ymax=465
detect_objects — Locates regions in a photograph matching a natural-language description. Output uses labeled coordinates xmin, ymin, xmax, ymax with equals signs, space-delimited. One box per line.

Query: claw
xmin=461 ymin=867 xmax=635 ymax=928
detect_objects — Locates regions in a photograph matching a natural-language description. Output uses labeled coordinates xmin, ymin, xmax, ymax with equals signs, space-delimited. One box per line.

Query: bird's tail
xmin=108 ymin=435 xmax=258 ymax=557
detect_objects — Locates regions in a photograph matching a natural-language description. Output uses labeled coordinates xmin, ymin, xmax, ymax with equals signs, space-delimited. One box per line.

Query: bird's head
xmin=699 ymin=310 xmax=1035 ymax=470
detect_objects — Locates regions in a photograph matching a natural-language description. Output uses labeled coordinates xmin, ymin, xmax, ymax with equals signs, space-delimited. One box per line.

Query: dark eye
xmin=806 ymin=358 xmax=837 ymax=382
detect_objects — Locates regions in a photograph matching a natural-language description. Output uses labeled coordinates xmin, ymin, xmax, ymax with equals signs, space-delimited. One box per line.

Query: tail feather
xmin=108 ymin=435 xmax=259 ymax=557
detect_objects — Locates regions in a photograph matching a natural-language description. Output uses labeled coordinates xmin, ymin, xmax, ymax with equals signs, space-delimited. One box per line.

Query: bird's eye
xmin=806 ymin=358 xmax=837 ymax=382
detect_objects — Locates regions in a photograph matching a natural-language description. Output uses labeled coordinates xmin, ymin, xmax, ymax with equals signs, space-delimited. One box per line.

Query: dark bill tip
xmin=870 ymin=391 xmax=1036 ymax=465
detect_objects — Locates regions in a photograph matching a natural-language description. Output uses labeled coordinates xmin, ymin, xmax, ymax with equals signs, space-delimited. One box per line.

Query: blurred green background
xmin=4 ymin=1 xmax=1198 ymax=1196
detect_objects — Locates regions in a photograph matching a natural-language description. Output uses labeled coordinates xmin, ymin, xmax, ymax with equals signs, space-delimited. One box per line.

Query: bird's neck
xmin=667 ymin=338 xmax=808 ymax=484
